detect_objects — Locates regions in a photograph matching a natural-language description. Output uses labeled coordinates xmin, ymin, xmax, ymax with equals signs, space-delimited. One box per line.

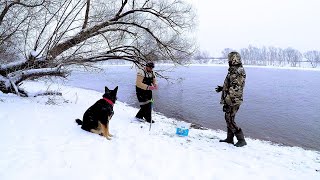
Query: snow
xmin=0 ymin=60 xmax=27 ymax=70
xmin=30 ymin=50 xmax=39 ymax=57
xmin=0 ymin=75 xmax=10 ymax=88
xmin=0 ymin=81 xmax=319 ymax=180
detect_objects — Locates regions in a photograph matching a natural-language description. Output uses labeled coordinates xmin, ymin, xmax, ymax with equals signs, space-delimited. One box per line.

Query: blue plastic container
xmin=176 ymin=127 xmax=189 ymax=137
xmin=176 ymin=121 xmax=190 ymax=137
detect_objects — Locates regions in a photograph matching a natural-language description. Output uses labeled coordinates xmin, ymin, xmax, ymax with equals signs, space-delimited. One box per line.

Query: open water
xmin=66 ymin=65 xmax=320 ymax=151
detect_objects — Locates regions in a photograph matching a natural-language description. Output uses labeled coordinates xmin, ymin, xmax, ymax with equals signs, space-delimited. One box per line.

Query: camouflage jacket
xmin=220 ymin=65 xmax=246 ymax=106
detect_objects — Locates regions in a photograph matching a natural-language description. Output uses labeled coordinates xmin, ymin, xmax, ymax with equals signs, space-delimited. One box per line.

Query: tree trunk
xmin=0 ymin=64 xmax=67 ymax=96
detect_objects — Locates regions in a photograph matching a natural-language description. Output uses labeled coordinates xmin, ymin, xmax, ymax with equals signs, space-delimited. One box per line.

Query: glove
xmin=215 ymin=85 xmax=223 ymax=93
xmin=148 ymin=86 xmax=157 ymax=90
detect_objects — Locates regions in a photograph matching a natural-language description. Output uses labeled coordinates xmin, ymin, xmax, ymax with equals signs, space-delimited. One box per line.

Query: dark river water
xmin=66 ymin=65 xmax=320 ymax=151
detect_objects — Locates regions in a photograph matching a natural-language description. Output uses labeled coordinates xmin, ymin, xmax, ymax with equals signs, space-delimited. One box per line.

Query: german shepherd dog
xmin=76 ymin=86 xmax=118 ymax=140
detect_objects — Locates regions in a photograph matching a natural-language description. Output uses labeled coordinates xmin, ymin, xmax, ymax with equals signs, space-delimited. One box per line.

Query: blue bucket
xmin=176 ymin=127 xmax=189 ymax=136
xmin=176 ymin=121 xmax=190 ymax=137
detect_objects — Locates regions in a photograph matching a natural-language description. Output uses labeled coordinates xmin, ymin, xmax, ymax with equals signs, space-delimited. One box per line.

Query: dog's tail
xmin=75 ymin=119 xmax=83 ymax=125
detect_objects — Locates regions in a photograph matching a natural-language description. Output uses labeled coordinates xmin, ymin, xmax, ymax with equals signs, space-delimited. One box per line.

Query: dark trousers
xmin=136 ymin=102 xmax=152 ymax=122
xmin=223 ymin=104 xmax=241 ymax=133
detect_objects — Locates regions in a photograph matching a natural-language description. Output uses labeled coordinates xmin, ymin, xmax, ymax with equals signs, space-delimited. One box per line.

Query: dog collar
xmin=103 ymin=98 xmax=114 ymax=106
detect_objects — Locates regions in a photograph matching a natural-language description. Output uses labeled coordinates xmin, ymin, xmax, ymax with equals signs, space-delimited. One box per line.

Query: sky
xmin=1 ymin=71 xmax=320 ymax=180
xmin=188 ymin=0 xmax=320 ymax=56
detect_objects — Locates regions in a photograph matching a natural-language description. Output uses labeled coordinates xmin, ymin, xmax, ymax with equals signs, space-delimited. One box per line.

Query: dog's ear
xmin=105 ymin=86 xmax=110 ymax=93
xmin=113 ymin=86 xmax=118 ymax=94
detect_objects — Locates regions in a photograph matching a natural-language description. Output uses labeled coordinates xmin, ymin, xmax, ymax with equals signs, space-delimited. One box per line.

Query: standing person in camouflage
xmin=215 ymin=51 xmax=247 ymax=147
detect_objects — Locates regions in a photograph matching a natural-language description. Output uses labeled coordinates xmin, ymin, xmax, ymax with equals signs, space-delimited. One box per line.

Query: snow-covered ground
xmin=0 ymin=81 xmax=319 ymax=180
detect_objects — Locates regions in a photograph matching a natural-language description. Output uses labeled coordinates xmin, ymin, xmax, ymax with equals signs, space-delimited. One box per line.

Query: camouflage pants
xmin=223 ymin=104 xmax=241 ymax=133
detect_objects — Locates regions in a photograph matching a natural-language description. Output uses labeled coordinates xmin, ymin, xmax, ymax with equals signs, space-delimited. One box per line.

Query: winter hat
xmin=146 ymin=62 xmax=155 ymax=68
xmin=228 ymin=52 xmax=242 ymax=65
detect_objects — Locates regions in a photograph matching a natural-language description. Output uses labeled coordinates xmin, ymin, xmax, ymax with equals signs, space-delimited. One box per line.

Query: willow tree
xmin=0 ymin=0 xmax=195 ymax=96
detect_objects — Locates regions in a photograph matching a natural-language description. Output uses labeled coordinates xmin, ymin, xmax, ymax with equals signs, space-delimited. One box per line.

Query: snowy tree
xmin=304 ymin=51 xmax=320 ymax=68
xmin=283 ymin=48 xmax=302 ymax=67
xmin=0 ymin=0 xmax=196 ymax=96
xmin=193 ymin=50 xmax=210 ymax=63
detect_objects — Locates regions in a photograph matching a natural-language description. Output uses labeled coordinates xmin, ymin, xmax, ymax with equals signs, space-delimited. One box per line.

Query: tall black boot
xmin=219 ymin=128 xmax=234 ymax=144
xmin=234 ymin=128 xmax=247 ymax=147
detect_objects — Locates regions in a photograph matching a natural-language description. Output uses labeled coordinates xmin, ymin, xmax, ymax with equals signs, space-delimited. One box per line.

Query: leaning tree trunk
xmin=0 ymin=59 xmax=66 ymax=96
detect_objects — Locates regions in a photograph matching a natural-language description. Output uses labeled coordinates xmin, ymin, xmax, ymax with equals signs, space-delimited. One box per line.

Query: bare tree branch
xmin=0 ymin=0 xmax=45 ymax=25
xmin=82 ymin=0 xmax=90 ymax=30
xmin=0 ymin=0 xmax=196 ymax=96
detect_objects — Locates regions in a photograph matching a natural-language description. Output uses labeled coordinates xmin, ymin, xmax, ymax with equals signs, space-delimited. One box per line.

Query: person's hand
xmin=148 ymin=86 xmax=157 ymax=90
xmin=154 ymin=84 xmax=158 ymax=90
xmin=215 ymin=85 xmax=223 ymax=93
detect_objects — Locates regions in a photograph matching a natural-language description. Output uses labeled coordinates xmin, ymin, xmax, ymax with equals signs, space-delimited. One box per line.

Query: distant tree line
xmin=221 ymin=46 xmax=320 ymax=68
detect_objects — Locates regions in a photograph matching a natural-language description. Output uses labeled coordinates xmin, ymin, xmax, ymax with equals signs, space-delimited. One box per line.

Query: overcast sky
xmin=189 ymin=0 xmax=320 ymax=56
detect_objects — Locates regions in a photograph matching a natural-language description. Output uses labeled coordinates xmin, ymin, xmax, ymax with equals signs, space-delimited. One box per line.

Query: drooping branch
xmin=0 ymin=9 xmax=30 ymax=47
xmin=82 ymin=0 xmax=91 ymax=29
xmin=115 ymin=0 xmax=128 ymax=18
xmin=0 ymin=0 xmax=196 ymax=96
xmin=48 ymin=0 xmax=192 ymax=60
xmin=0 ymin=0 xmax=45 ymax=25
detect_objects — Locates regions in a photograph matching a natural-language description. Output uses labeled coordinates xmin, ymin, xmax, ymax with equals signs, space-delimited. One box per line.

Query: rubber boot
xmin=234 ymin=128 xmax=247 ymax=147
xmin=219 ymin=128 xmax=234 ymax=144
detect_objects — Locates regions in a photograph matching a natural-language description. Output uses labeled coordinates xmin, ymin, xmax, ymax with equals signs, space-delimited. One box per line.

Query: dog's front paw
xmin=106 ymin=136 xmax=112 ymax=140
xmin=108 ymin=134 xmax=113 ymax=137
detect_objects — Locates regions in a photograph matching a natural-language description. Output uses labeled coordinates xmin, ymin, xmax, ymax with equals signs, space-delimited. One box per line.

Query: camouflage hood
xmin=228 ymin=52 xmax=242 ymax=66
